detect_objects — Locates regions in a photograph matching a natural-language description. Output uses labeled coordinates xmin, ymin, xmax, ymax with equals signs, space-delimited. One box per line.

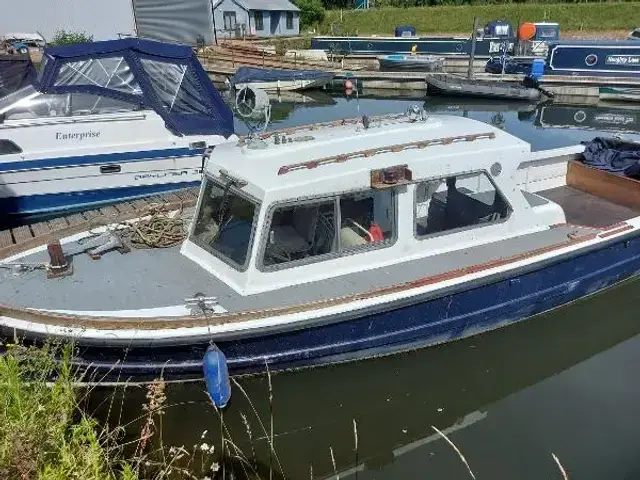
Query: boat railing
xmin=0 ymin=112 xmax=148 ymax=129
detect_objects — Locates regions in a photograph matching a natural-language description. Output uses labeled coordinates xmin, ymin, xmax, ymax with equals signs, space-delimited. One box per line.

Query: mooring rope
xmin=120 ymin=204 xmax=187 ymax=249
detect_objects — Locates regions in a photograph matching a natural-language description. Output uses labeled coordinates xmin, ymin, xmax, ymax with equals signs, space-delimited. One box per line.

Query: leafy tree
xmin=50 ymin=30 xmax=94 ymax=45
xmin=294 ymin=0 xmax=326 ymax=28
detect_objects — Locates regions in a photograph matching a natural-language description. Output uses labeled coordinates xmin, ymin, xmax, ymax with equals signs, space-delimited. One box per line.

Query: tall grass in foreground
xmin=0 ymin=343 xmax=136 ymax=479
xmin=0 ymin=343 xmax=570 ymax=479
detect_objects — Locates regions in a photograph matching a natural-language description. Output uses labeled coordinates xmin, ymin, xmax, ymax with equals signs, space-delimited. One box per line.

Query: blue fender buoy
xmin=203 ymin=344 xmax=231 ymax=408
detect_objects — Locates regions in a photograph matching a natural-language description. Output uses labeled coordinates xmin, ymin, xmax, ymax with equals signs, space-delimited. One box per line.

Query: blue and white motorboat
xmin=228 ymin=67 xmax=334 ymax=92
xmin=1 ymin=108 xmax=640 ymax=378
xmin=0 ymin=38 xmax=235 ymax=218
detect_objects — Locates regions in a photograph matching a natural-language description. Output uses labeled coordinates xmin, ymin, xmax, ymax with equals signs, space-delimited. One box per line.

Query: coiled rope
xmin=121 ymin=204 xmax=187 ymax=249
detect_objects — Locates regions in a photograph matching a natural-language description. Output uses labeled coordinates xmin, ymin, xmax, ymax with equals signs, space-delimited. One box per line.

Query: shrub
xmin=50 ymin=30 xmax=94 ymax=46
xmin=294 ymin=0 xmax=326 ymax=29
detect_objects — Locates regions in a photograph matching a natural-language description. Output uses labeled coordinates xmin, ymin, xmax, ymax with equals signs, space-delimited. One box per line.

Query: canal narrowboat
xmin=1 ymin=108 xmax=640 ymax=378
xmin=311 ymin=20 xmax=516 ymax=57
xmin=545 ymin=41 xmax=640 ymax=77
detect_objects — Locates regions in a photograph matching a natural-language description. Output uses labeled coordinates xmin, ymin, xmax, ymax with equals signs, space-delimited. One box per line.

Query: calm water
xmin=95 ymin=94 xmax=640 ymax=479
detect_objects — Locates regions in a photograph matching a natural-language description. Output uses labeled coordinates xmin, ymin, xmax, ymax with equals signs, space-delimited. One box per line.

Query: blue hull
xmin=61 ymin=229 xmax=640 ymax=379
xmin=311 ymin=36 xmax=514 ymax=57
xmin=0 ymin=181 xmax=200 ymax=219
xmin=546 ymin=42 xmax=640 ymax=77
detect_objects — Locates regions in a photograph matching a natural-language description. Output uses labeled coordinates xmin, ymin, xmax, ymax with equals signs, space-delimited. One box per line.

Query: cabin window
xmin=1 ymin=91 xmax=142 ymax=121
xmin=263 ymin=199 xmax=337 ymax=267
xmin=0 ymin=140 xmax=22 ymax=155
xmin=414 ymin=171 xmax=510 ymax=237
xmin=223 ymin=11 xmax=237 ymax=30
xmin=254 ymin=11 xmax=264 ymax=30
xmin=286 ymin=12 xmax=294 ymax=30
xmin=56 ymin=57 xmax=141 ymax=96
xmin=339 ymin=190 xmax=394 ymax=249
xmin=190 ymin=179 xmax=259 ymax=270
xmin=262 ymin=189 xmax=396 ymax=269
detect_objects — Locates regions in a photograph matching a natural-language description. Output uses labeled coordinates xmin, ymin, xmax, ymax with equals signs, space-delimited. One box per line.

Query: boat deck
xmin=539 ymin=186 xmax=640 ymax=228
xmin=0 ymin=223 xmax=597 ymax=315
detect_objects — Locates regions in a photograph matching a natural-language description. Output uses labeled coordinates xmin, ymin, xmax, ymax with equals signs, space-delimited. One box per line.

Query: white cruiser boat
xmin=0 ymin=38 xmax=235 ymax=219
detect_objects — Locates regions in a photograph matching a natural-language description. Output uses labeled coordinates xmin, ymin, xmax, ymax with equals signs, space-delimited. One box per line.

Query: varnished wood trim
xmin=0 ymin=226 xmax=611 ymax=331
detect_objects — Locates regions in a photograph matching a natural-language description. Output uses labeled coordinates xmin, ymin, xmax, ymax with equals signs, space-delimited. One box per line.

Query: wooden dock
xmin=0 ymin=187 xmax=200 ymax=260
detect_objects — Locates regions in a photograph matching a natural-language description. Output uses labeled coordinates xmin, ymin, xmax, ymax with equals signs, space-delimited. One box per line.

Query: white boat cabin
xmin=181 ymin=112 xmax=568 ymax=295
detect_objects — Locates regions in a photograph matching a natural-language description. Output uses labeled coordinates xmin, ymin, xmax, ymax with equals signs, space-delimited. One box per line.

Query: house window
xmin=223 ymin=11 xmax=237 ymax=30
xmin=414 ymin=171 xmax=510 ymax=237
xmin=286 ymin=12 xmax=294 ymax=30
xmin=253 ymin=11 xmax=264 ymax=31
xmin=261 ymin=189 xmax=396 ymax=269
xmin=0 ymin=139 xmax=22 ymax=155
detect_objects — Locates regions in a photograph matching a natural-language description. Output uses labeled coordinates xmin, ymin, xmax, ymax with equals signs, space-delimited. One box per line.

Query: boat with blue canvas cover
xmin=0 ymin=38 xmax=235 ymax=219
xmin=1 ymin=106 xmax=640 ymax=379
xmin=228 ymin=67 xmax=334 ymax=92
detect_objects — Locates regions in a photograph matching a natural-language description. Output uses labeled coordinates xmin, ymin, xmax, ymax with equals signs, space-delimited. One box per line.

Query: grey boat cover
xmin=581 ymin=137 xmax=640 ymax=179
xmin=0 ymin=55 xmax=37 ymax=98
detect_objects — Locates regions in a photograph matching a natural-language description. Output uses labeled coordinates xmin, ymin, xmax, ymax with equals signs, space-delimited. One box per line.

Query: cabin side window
xmin=0 ymin=140 xmax=22 ymax=155
xmin=190 ymin=179 xmax=259 ymax=270
xmin=414 ymin=171 xmax=510 ymax=237
xmin=262 ymin=189 xmax=396 ymax=269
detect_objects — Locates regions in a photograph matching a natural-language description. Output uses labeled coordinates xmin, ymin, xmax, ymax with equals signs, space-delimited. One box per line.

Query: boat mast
xmin=467 ymin=16 xmax=479 ymax=80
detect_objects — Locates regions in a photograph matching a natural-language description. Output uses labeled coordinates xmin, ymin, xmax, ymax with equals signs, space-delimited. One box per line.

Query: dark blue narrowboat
xmin=545 ymin=41 xmax=640 ymax=77
xmin=312 ymin=20 xmax=516 ymax=57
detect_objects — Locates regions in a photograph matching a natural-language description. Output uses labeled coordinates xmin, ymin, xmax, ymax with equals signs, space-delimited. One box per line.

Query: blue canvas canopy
xmin=0 ymin=55 xmax=37 ymax=98
xmin=229 ymin=67 xmax=333 ymax=86
xmin=37 ymin=38 xmax=234 ymax=138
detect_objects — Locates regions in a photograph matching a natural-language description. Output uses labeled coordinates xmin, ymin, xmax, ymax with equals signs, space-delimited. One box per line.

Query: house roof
xmin=214 ymin=0 xmax=300 ymax=12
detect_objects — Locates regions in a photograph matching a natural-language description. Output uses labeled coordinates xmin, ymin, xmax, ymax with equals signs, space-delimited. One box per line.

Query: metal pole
xmin=467 ymin=16 xmax=479 ymax=80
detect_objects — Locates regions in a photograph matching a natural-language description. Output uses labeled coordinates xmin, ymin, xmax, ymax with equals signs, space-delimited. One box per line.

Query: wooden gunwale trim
xmin=277 ymin=132 xmax=496 ymax=176
xmin=0 ymin=225 xmax=614 ymax=331
xmin=598 ymin=224 xmax=635 ymax=238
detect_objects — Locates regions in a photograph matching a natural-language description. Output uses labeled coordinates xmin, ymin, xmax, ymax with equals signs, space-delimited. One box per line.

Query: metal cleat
xmin=86 ymin=231 xmax=130 ymax=260
xmin=185 ymin=292 xmax=219 ymax=315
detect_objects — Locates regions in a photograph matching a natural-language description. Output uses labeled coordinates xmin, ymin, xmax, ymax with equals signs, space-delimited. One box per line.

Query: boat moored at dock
xmin=0 ymin=38 xmax=235 ymax=219
xmin=1 ymin=109 xmax=640 ymax=378
xmin=545 ymin=41 xmax=640 ymax=77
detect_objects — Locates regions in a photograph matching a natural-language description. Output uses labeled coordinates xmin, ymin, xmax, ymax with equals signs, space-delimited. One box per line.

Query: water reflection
xmin=232 ymin=92 xmax=640 ymax=151
xmin=94 ymin=277 xmax=640 ymax=479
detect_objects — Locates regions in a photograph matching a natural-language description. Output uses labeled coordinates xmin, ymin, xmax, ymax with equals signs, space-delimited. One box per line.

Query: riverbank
xmin=316 ymin=3 xmax=639 ymax=36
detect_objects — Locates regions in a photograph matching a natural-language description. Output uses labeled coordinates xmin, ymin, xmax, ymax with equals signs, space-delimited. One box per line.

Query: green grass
xmin=317 ymin=3 xmax=640 ymax=35
xmin=0 ymin=343 xmax=137 ymax=479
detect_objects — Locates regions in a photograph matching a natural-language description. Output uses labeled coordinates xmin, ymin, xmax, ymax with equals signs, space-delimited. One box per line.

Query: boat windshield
xmin=0 ymin=87 xmax=145 ymax=123
xmin=190 ymin=178 xmax=259 ymax=269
